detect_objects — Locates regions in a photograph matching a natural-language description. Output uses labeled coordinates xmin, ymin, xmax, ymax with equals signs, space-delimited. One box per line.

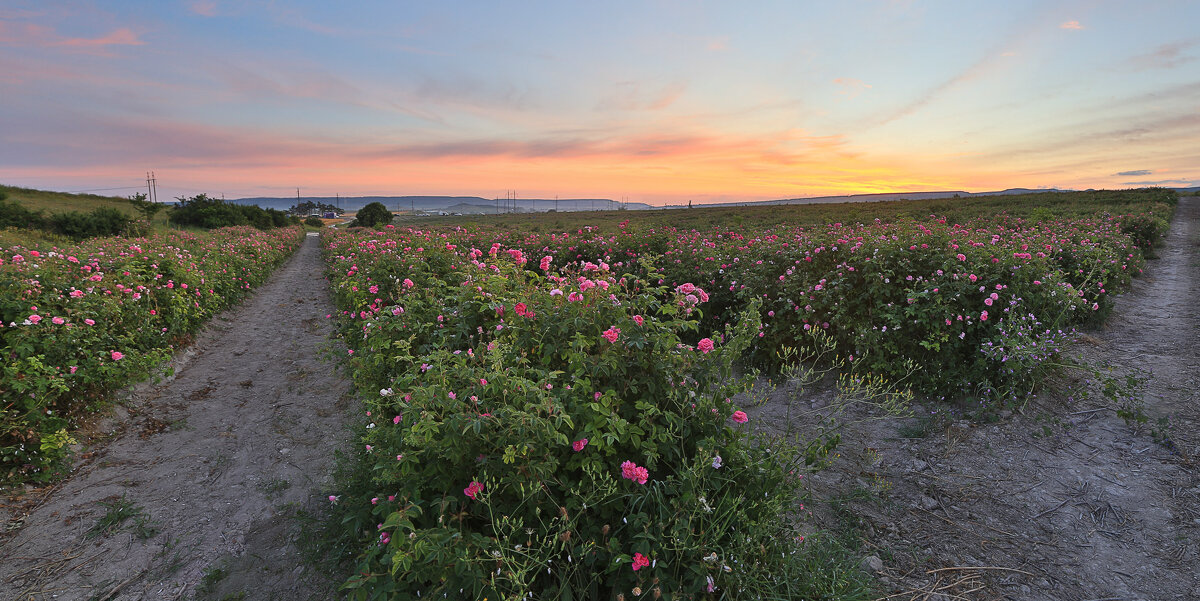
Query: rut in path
xmin=0 ymin=233 xmax=353 ymax=601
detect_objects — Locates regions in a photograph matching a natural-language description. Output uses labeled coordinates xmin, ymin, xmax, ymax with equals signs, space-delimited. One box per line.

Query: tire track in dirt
xmin=0 ymin=232 xmax=353 ymax=601
xmin=746 ymin=196 xmax=1199 ymax=600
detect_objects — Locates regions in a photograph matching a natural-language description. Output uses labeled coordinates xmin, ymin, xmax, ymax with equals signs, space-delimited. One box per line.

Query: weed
xmin=256 ymin=477 xmax=291 ymax=499
xmin=195 ymin=562 xmax=229 ymax=596
xmin=86 ymin=495 xmax=153 ymax=540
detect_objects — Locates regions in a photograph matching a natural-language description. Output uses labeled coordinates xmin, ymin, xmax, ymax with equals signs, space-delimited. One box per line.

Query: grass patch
xmin=256 ymin=477 xmax=291 ymax=499
xmin=86 ymin=495 xmax=156 ymax=540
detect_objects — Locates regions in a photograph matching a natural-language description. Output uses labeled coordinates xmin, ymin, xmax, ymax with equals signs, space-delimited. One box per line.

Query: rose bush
xmin=0 ymin=225 xmax=304 ymax=480
xmin=324 ymin=230 xmax=831 ymax=599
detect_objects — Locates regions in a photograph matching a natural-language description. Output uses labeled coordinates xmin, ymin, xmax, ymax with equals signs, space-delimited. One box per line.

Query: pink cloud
xmin=1060 ymin=20 xmax=1083 ymax=30
xmin=54 ymin=27 xmax=144 ymax=48
xmin=0 ymin=21 xmax=144 ymax=53
xmin=190 ymin=1 xmax=218 ymax=17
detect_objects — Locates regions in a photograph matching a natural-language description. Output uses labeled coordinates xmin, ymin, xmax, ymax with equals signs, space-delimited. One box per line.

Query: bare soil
xmin=744 ymin=196 xmax=1200 ymax=600
xmin=0 ymin=233 xmax=353 ymax=601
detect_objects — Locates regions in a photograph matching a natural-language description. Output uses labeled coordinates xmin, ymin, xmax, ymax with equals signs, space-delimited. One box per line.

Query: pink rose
xmin=697 ymin=338 xmax=715 ymax=354
xmin=632 ymin=552 xmax=650 ymax=571
xmin=731 ymin=410 xmax=748 ymax=424
xmin=602 ymin=326 xmax=620 ymax=343
xmin=464 ymin=480 xmax=484 ymax=500
xmin=572 ymin=438 xmax=588 ymax=452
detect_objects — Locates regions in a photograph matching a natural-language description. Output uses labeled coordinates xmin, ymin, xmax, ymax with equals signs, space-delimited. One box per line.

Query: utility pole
xmin=147 ymin=172 xmax=152 ymax=201
xmin=555 ymin=195 xmax=558 ymax=212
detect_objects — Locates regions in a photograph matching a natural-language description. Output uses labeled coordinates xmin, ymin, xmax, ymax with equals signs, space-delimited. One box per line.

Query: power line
xmin=66 ymin=185 xmax=146 ymax=193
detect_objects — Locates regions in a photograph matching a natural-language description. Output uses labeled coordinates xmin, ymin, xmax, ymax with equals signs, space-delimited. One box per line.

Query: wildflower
xmin=697 ymin=338 xmax=715 ymax=353
xmin=52 ymin=317 xmax=64 ymax=325
xmin=712 ymin=455 xmax=723 ymax=469
xmin=111 ymin=351 xmax=124 ymax=361
xmin=633 ymin=314 xmax=644 ymax=326
xmin=514 ymin=302 xmax=528 ymax=317
xmin=464 ymin=480 xmax=484 ymax=500
xmin=572 ymin=438 xmax=588 ymax=452
xmin=328 ymin=495 xmax=339 ymax=504
xmin=731 ymin=410 xmax=748 ymax=424
xmin=28 ymin=314 xmax=41 ymax=324
xmin=980 ymin=311 xmax=989 ymax=321
xmin=631 ymin=552 xmax=650 ymax=571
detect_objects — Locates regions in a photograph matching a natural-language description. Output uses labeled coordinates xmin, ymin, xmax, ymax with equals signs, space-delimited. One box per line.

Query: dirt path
xmin=747 ymin=196 xmax=1200 ymax=600
xmin=0 ymin=233 xmax=353 ymax=601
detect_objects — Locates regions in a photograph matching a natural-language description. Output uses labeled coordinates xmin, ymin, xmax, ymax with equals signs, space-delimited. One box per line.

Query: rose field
xmin=319 ymin=188 xmax=1177 ymax=599
xmin=0 ymin=225 xmax=305 ymax=480
xmin=0 ymin=187 xmax=1190 ymax=600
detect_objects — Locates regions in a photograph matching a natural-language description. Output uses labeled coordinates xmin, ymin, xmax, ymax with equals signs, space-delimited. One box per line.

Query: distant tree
xmin=289 ymin=200 xmax=344 ymax=216
xmin=127 ymin=192 xmax=164 ymax=221
xmin=355 ymin=202 xmax=392 ymax=228
xmin=304 ymin=216 xmax=324 ymax=227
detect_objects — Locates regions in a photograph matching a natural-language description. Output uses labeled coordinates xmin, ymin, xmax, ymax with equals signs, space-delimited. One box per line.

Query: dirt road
xmin=0 ymin=233 xmax=353 ymax=601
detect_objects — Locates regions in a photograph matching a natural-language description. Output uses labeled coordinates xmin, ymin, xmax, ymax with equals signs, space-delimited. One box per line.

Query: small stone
xmin=279 ymin=448 xmax=290 ymax=455
xmin=912 ymin=459 xmax=928 ymax=472
xmin=920 ymin=496 xmax=939 ymax=510
xmin=861 ymin=555 xmax=884 ymax=573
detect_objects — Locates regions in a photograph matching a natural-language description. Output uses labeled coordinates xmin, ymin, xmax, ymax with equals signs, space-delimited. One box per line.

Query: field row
xmin=320 ymin=189 xmax=1173 ymax=598
xmin=0 ymin=226 xmax=305 ymax=479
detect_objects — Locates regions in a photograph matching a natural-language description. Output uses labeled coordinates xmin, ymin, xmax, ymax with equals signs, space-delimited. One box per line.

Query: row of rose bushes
xmin=323 ymin=230 xmax=863 ymax=599
xmin=424 ymin=191 xmax=1172 ymax=403
xmin=0 ymin=225 xmax=305 ymax=480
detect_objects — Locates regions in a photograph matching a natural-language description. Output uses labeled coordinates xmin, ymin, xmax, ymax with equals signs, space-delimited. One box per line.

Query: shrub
xmin=324 ymin=234 xmax=834 ymax=599
xmin=305 ymin=216 xmax=325 ymax=227
xmin=354 ymin=202 xmax=392 ymax=228
xmin=47 ymin=207 xmax=132 ymax=240
xmin=168 ymin=194 xmax=292 ymax=230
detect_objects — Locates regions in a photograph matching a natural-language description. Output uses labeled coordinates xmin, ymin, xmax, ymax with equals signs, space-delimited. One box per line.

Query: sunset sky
xmin=1 ymin=1 xmax=1198 ymax=205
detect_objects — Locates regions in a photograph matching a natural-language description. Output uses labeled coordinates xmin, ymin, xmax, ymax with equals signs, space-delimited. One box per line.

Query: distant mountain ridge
xmin=231 ymin=196 xmax=652 ymax=213
xmin=231 ymin=187 xmax=1192 ymax=213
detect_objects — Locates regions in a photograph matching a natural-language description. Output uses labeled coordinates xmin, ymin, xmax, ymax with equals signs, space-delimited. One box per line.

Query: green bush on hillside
xmin=168 ymin=194 xmax=296 ymax=230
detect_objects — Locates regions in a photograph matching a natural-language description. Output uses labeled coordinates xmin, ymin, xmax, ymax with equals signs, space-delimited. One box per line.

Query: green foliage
xmin=47 ymin=207 xmax=132 ymax=240
xmin=168 ymin=194 xmax=295 ymax=230
xmin=127 ymin=192 xmax=165 ymax=221
xmin=354 ymin=202 xmax=392 ymax=228
xmin=322 ymin=234 xmax=849 ymax=599
xmin=305 ymin=216 xmax=325 ymax=227
xmin=0 ymin=197 xmax=47 ymax=231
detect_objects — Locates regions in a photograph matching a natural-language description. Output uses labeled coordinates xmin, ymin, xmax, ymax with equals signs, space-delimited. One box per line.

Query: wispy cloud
xmin=189 ymin=1 xmax=218 ymax=17
xmin=597 ymin=81 xmax=688 ymax=111
xmin=54 ymin=27 xmax=143 ymax=48
xmin=1060 ymin=20 xmax=1083 ymax=30
xmin=1121 ymin=178 xmax=1197 ymax=186
xmin=0 ymin=20 xmax=144 ymax=54
xmin=833 ymin=77 xmax=872 ymax=99
xmin=1128 ymin=39 xmax=1197 ymax=70
xmin=1114 ymin=169 xmax=1153 ymax=176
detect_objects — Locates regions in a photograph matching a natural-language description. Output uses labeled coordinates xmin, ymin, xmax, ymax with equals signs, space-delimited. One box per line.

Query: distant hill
xmin=686 ymin=188 xmax=1073 ymax=208
xmin=231 ymin=195 xmax=653 ymax=213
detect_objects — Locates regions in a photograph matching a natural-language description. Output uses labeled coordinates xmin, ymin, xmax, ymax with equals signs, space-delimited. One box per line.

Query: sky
xmin=1 ymin=1 xmax=1198 ymax=205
